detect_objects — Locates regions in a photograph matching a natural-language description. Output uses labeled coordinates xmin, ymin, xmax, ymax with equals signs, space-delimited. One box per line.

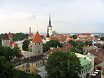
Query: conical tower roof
xmin=32 ymin=31 xmax=42 ymax=43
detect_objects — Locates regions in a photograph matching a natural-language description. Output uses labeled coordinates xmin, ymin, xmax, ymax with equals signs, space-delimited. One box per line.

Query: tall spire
xmin=48 ymin=13 xmax=52 ymax=27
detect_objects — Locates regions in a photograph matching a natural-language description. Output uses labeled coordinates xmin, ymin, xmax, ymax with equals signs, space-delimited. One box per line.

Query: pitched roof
xmin=8 ymin=32 xmax=13 ymax=38
xmin=32 ymin=31 xmax=42 ymax=43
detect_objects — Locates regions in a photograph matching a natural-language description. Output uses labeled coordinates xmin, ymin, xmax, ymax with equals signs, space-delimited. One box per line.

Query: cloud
xmin=28 ymin=14 xmax=37 ymax=20
xmin=0 ymin=0 xmax=104 ymax=33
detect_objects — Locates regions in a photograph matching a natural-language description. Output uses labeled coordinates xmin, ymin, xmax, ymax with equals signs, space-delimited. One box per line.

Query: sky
xmin=0 ymin=0 xmax=104 ymax=33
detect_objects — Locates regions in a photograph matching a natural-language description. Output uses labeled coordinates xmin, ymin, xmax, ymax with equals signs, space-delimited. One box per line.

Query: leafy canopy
xmin=46 ymin=51 xmax=81 ymax=78
xmin=22 ymin=39 xmax=30 ymax=51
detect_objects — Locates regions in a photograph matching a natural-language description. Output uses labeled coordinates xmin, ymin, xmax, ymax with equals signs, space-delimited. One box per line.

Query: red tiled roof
xmin=50 ymin=34 xmax=70 ymax=42
xmin=32 ymin=31 xmax=42 ymax=43
xmin=8 ymin=32 xmax=13 ymax=38
xmin=77 ymin=33 xmax=91 ymax=36
xmin=94 ymin=57 xmax=102 ymax=65
xmin=13 ymin=43 xmax=18 ymax=47
xmin=10 ymin=41 xmax=14 ymax=46
xmin=66 ymin=37 xmax=74 ymax=42
xmin=90 ymin=49 xmax=104 ymax=65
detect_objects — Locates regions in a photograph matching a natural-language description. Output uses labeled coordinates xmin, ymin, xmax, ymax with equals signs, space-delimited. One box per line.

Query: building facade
xmin=32 ymin=31 xmax=43 ymax=56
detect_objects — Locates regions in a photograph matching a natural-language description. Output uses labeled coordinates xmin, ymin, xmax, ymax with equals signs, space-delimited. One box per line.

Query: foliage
xmin=68 ymin=40 xmax=92 ymax=54
xmin=102 ymin=45 xmax=104 ymax=49
xmin=46 ymin=40 xmax=63 ymax=48
xmin=12 ymin=33 xmax=28 ymax=41
xmin=46 ymin=51 xmax=81 ymax=78
xmin=43 ymin=44 xmax=50 ymax=52
xmin=0 ymin=33 xmax=28 ymax=41
xmin=0 ymin=46 xmax=22 ymax=78
xmin=71 ymin=35 xmax=77 ymax=39
xmin=85 ymin=41 xmax=92 ymax=46
xmin=22 ymin=39 xmax=30 ymax=51
xmin=12 ymin=47 xmax=21 ymax=58
xmin=0 ymin=46 xmax=21 ymax=61
xmin=0 ymin=46 xmax=41 ymax=78
xmin=69 ymin=46 xmax=84 ymax=54
xmin=0 ymin=39 xmax=1 ymax=45
xmin=100 ymin=36 xmax=104 ymax=41
xmin=0 ymin=56 xmax=14 ymax=78
xmin=43 ymin=40 xmax=63 ymax=52
xmin=14 ymin=70 xmax=41 ymax=78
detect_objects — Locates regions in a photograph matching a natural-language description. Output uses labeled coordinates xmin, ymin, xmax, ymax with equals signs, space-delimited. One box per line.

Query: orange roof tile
xmin=13 ymin=43 xmax=18 ymax=47
xmin=32 ymin=31 xmax=42 ymax=43
xmin=8 ymin=32 xmax=13 ymax=38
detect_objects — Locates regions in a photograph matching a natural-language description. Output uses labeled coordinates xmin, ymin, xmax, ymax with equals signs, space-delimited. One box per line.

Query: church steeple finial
xmin=49 ymin=13 xmax=52 ymax=26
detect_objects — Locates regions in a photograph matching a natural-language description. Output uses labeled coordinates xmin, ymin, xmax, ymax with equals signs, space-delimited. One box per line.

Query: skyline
xmin=0 ymin=0 xmax=104 ymax=33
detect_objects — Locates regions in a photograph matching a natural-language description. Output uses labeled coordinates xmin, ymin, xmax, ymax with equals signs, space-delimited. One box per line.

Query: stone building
xmin=32 ymin=31 xmax=43 ymax=56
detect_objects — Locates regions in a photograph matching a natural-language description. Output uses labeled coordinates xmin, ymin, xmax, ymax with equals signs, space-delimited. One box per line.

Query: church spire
xmin=48 ymin=14 xmax=52 ymax=27
xmin=47 ymin=14 xmax=53 ymax=36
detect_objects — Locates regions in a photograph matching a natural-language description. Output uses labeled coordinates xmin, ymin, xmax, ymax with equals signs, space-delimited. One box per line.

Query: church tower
xmin=47 ymin=14 xmax=52 ymax=36
xmin=32 ymin=31 xmax=43 ymax=56
xmin=28 ymin=27 xmax=33 ymax=40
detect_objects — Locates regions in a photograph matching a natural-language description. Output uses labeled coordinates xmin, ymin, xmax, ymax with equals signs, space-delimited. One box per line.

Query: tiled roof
xmin=32 ymin=31 xmax=42 ymax=43
xmin=50 ymin=34 xmax=70 ymax=42
xmin=13 ymin=43 xmax=18 ymax=47
xmin=22 ymin=55 xmax=44 ymax=63
xmin=90 ymin=49 xmax=104 ymax=65
xmin=14 ymin=55 xmax=45 ymax=66
xmin=8 ymin=32 xmax=13 ymax=38
xmin=77 ymin=33 xmax=91 ymax=36
xmin=79 ymin=58 xmax=91 ymax=68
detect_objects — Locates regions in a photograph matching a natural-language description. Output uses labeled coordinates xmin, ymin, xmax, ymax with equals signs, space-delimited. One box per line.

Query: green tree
xmin=14 ymin=70 xmax=41 ymax=78
xmin=0 ymin=56 xmax=14 ymax=78
xmin=46 ymin=40 xmax=63 ymax=48
xmin=12 ymin=47 xmax=21 ymax=58
xmin=71 ymin=35 xmax=77 ymax=39
xmin=0 ymin=46 xmax=14 ymax=61
xmin=0 ymin=46 xmax=41 ymax=78
xmin=0 ymin=39 xmax=1 ymax=45
xmin=68 ymin=40 xmax=78 ymax=47
xmin=69 ymin=46 xmax=84 ymax=54
xmin=22 ymin=39 xmax=30 ymax=51
xmin=46 ymin=51 xmax=81 ymax=78
xmin=85 ymin=41 xmax=92 ymax=46
xmin=102 ymin=45 xmax=104 ymax=49
xmin=12 ymin=33 xmax=28 ymax=41
xmin=100 ymin=36 xmax=104 ymax=41
xmin=0 ymin=46 xmax=21 ymax=61
xmin=43 ymin=44 xmax=50 ymax=52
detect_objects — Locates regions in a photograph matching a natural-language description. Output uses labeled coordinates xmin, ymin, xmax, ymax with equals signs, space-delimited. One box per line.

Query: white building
xmin=76 ymin=53 xmax=94 ymax=78
xmin=47 ymin=14 xmax=53 ymax=36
